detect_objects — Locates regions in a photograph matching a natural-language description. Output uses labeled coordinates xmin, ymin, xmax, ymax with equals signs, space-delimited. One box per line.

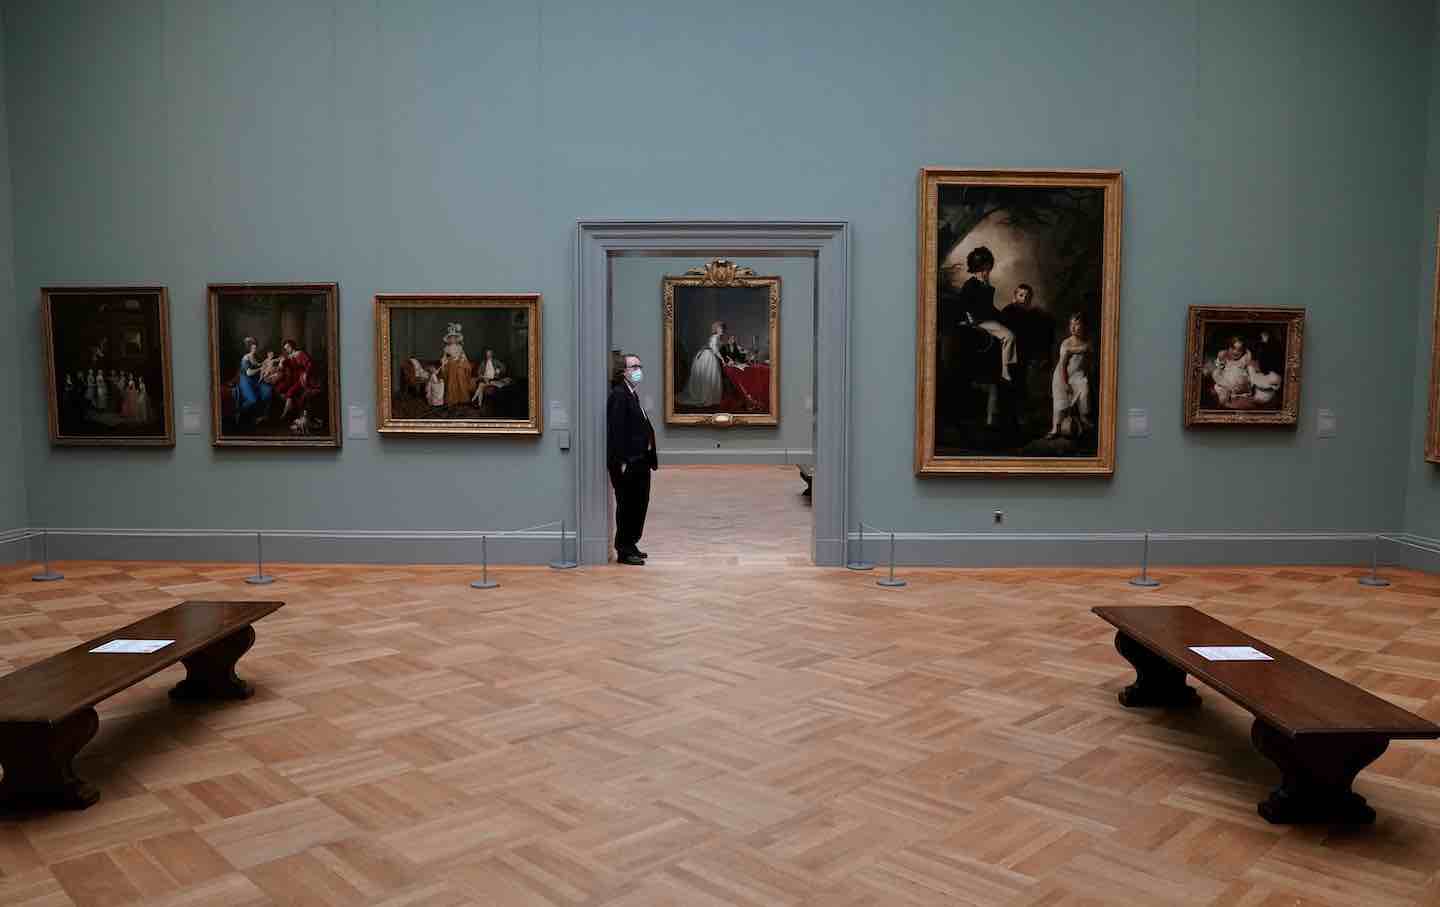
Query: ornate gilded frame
xmin=375 ymin=293 xmax=543 ymax=436
xmin=662 ymin=258 xmax=781 ymax=427
xmin=1427 ymin=217 xmax=1440 ymax=463
xmin=914 ymin=167 xmax=1123 ymax=476
xmin=1183 ymin=305 xmax=1305 ymax=428
xmin=208 ymin=283 xmax=342 ymax=448
xmin=41 ymin=286 xmax=175 ymax=447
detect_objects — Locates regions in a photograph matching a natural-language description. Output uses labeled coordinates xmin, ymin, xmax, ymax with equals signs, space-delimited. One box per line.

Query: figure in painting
xmin=678 ymin=320 xmax=727 ymax=407
xmin=1211 ymin=337 xmax=1253 ymax=406
xmin=275 ymin=339 xmax=318 ymax=425
xmin=1249 ymin=329 xmax=1283 ymax=405
xmin=471 ymin=348 xmax=510 ymax=406
xmin=954 ymin=247 xmax=1018 ymax=383
xmin=439 ymin=323 xmax=472 ymax=407
xmin=1048 ymin=313 xmax=1093 ymax=438
xmin=234 ymin=337 xmax=273 ymax=425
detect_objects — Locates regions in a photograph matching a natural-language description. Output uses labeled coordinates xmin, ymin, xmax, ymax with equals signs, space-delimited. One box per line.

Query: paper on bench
xmin=1188 ymin=645 xmax=1272 ymax=662
xmin=89 ymin=639 xmax=174 ymax=654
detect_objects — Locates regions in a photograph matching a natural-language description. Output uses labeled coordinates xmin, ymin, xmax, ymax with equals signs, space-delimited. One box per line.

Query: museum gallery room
xmin=7 ymin=2 xmax=1440 ymax=907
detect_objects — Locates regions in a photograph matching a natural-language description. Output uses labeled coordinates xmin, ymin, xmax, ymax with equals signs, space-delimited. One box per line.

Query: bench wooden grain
xmin=0 ymin=600 xmax=283 ymax=810
xmin=1093 ymin=605 xmax=1439 ymax=824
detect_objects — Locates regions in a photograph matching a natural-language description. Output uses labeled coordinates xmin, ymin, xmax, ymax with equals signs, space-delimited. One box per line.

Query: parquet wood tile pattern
xmin=0 ymin=559 xmax=1438 ymax=905
xmin=642 ymin=465 xmax=812 ymax=566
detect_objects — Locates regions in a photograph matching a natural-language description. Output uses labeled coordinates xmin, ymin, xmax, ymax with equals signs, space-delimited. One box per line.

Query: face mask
xmin=628 ymin=368 xmax=644 ymax=384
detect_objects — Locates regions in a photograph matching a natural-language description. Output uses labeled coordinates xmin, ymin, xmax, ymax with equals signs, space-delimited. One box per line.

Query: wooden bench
xmin=0 ymin=600 xmax=283 ymax=810
xmin=1094 ymin=605 xmax=1440 ymax=824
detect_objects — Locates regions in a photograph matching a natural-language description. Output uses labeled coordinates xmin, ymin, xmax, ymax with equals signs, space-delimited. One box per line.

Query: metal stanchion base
xmin=549 ymin=560 xmax=578 ymax=570
xmin=846 ymin=561 xmax=875 ymax=571
xmin=1358 ymin=576 xmax=1391 ymax=588
xmin=1128 ymin=577 xmax=1161 ymax=588
xmin=877 ymin=577 xmax=907 ymax=588
xmin=31 ymin=571 xmax=64 ymax=583
xmin=471 ymin=579 xmax=500 ymax=589
xmin=245 ymin=575 xmax=276 ymax=586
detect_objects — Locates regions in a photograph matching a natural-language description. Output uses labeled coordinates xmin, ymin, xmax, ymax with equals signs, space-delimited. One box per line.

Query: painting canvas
xmin=376 ymin=294 xmax=542 ymax=436
xmin=209 ymin=283 xmax=340 ymax=448
xmin=41 ymin=286 xmax=174 ymax=446
xmin=663 ymin=259 xmax=780 ymax=427
xmin=1183 ymin=306 xmax=1304 ymax=427
xmin=915 ymin=168 xmax=1122 ymax=476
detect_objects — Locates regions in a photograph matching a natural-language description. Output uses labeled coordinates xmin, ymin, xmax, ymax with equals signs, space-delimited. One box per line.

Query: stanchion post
xmin=877 ymin=530 xmax=907 ymax=588
xmin=471 ymin=534 xmax=499 ymax=589
xmin=549 ymin=520 xmax=578 ymax=570
xmin=1129 ymin=531 xmax=1161 ymax=588
xmin=1358 ymin=534 xmax=1391 ymax=588
xmin=31 ymin=529 xmax=64 ymax=583
xmin=846 ymin=522 xmax=875 ymax=571
xmin=245 ymin=531 xmax=276 ymax=585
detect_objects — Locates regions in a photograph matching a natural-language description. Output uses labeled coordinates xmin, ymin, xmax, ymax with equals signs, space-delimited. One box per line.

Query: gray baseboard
xmin=0 ymin=528 xmax=29 ymax=564
xmin=657 ymin=448 xmax=814 ymax=465
xmin=1380 ymin=534 xmax=1440 ymax=574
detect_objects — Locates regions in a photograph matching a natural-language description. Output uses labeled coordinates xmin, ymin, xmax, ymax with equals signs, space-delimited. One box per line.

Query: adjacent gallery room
xmin=1 ymin=1 xmax=1440 ymax=906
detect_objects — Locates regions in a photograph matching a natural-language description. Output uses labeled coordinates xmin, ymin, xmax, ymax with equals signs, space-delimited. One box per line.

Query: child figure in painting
xmin=1047 ymin=313 xmax=1093 ymax=438
xmin=259 ymin=351 xmax=283 ymax=385
xmin=136 ymin=379 xmax=150 ymax=424
xmin=1211 ymin=336 xmax=1253 ymax=406
xmin=426 ymin=366 xmax=445 ymax=407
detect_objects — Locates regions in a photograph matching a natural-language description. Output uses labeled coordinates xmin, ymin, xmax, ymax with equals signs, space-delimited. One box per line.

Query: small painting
xmin=209 ymin=283 xmax=341 ymax=448
xmin=663 ymin=259 xmax=780 ymax=427
xmin=375 ymin=294 xmax=542 ymax=436
xmin=916 ymin=168 xmax=1123 ymax=475
xmin=1183 ymin=306 xmax=1304 ymax=427
xmin=41 ymin=286 xmax=174 ymax=446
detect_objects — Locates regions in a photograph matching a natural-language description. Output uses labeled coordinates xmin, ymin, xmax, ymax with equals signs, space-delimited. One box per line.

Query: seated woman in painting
xmin=234 ymin=337 xmax=273 ymax=425
xmin=678 ymin=320 xmax=727 ymax=407
xmin=1047 ymin=313 xmax=1093 ymax=438
xmin=1211 ymin=336 xmax=1253 ymax=406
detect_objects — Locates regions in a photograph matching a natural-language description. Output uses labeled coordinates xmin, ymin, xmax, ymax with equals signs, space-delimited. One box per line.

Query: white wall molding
xmin=656 ymin=448 xmax=814 ymax=465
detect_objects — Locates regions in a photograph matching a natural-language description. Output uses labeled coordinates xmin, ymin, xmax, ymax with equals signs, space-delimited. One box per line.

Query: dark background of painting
xmin=671 ymin=284 xmax=773 ymax=413
xmin=214 ymin=291 xmax=331 ymax=438
xmin=1197 ymin=321 xmax=1289 ymax=411
xmin=387 ymin=305 xmax=531 ymax=420
xmin=48 ymin=292 xmax=168 ymax=438
xmin=934 ymin=184 xmax=1105 ymax=458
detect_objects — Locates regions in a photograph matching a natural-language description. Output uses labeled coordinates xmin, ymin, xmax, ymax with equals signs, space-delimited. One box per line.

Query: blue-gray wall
xmin=2 ymin=0 xmax=1436 ymax=543
xmin=0 ymin=10 xmax=24 ymax=542
xmin=1405 ymin=1 xmax=1440 ymax=542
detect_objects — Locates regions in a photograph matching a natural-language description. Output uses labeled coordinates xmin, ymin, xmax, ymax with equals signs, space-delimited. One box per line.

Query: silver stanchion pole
xmin=877 ymin=530 xmax=906 ymax=588
xmin=31 ymin=529 xmax=64 ymax=583
xmin=846 ymin=522 xmax=875 ymax=571
xmin=1358 ymin=534 xmax=1391 ymax=588
xmin=245 ymin=531 xmax=276 ymax=585
xmin=471 ymin=534 xmax=499 ymax=589
xmin=1129 ymin=531 xmax=1160 ymax=588
xmin=549 ymin=520 xmax=578 ymax=570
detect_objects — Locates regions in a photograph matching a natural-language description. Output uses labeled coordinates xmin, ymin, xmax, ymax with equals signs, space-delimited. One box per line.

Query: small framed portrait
xmin=1183 ymin=306 xmax=1305 ymax=427
xmin=208 ymin=283 xmax=341 ymax=448
xmin=375 ymin=293 xmax=542 ymax=436
xmin=41 ymin=286 xmax=175 ymax=447
xmin=663 ymin=258 xmax=780 ymax=427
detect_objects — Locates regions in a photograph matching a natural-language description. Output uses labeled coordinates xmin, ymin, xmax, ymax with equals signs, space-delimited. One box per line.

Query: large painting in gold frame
xmin=915 ymin=167 xmax=1122 ymax=476
xmin=663 ymin=259 xmax=781 ymax=427
xmin=1427 ymin=219 xmax=1440 ymax=464
xmin=375 ymin=293 xmax=542 ymax=436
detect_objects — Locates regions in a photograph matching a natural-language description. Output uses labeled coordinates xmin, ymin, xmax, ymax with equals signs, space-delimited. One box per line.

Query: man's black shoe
xmin=633 ymin=548 xmax=649 ymax=559
xmin=617 ymin=553 xmax=645 ymax=566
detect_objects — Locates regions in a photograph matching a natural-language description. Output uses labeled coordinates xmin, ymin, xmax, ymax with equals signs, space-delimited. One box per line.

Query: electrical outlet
xmin=993 ymin=511 xmax=1004 ymax=524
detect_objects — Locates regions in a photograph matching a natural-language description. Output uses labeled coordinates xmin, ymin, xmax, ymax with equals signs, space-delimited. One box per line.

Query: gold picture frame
xmin=915 ymin=167 xmax=1123 ymax=476
xmin=208 ymin=283 xmax=342 ymax=448
xmin=663 ymin=258 xmax=781 ymax=427
xmin=41 ymin=286 xmax=175 ymax=447
xmin=1427 ymin=218 xmax=1440 ymax=463
xmin=1183 ymin=305 xmax=1305 ymax=427
xmin=375 ymin=293 xmax=543 ymax=436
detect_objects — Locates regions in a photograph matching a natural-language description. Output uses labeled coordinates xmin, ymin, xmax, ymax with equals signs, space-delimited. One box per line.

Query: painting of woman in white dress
xmin=663 ymin=259 xmax=780 ymax=427
xmin=1047 ymin=313 xmax=1092 ymax=438
xmin=1183 ymin=306 xmax=1305 ymax=427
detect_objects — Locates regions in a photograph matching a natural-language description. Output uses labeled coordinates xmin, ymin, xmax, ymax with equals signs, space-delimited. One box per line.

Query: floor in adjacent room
xmin=1 ymin=560 xmax=1438 ymax=905
xmin=637 ymin=463 xmax=813 ymax=567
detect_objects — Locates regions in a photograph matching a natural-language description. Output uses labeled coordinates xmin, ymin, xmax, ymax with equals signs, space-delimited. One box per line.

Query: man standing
xmin=607 ymin=353 xmax=657 ymax=566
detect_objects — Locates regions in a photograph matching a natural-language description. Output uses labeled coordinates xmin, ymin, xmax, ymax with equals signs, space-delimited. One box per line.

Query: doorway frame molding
xmin=574 ymin=220 xmax=851 ymax=566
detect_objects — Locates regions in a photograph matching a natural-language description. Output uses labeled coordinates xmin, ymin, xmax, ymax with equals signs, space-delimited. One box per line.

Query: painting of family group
xmin=376 ymin=295 xmax=541 ymax=436
xmin=209 ymin=284 xmax=340 ymax=447
xmin=42 ymin=287 xmax=174 ymax=446
xmin=663 ymin=259 xmax=780 ymax=427
xmin=917 ymin=168 xmax=1121 ymax=475
xmin=1184 ymin=306 xmax=1304 ymax=427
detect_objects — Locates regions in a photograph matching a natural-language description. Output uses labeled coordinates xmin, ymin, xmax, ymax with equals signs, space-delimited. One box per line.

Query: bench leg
xmin=0 ymin=709 xmax=101 ymax=810
xmin=169 ymin=625 xmax=256 ymax=701
xmin=1251 ymin=720 xmax=1387 ymax=824
xmin=1113 ymin=631 xmax=1201 ymax=708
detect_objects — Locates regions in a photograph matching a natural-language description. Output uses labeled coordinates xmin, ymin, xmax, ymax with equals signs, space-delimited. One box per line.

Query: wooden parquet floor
xmin=1 ymin=559 xmax=1439 ymax=905
xmin=641 ymin=464 xmax=813 ymax=567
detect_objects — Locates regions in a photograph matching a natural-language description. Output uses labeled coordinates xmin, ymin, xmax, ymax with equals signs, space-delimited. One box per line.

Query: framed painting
xmin=915 ymin=167 xmax=1123 ymax=476
xmin=208 ymin=283 xmax=341 ymax=448
xmin=41 ymin=286 xmax=174 ymax=446
xmin=1428 ymin=221 xmax=1440 ymax=463
xmin=375 ymin=293 xmax=542 ymax=436
xmin=1183 ymin=306 xmax=1304 ymax=427
xmin=663 ymin=258 xmax=780 ymax=427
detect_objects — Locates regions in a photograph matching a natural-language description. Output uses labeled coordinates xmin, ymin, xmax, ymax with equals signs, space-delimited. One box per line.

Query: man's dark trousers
xmin=610 ymin=463 xmax=651 ymax=555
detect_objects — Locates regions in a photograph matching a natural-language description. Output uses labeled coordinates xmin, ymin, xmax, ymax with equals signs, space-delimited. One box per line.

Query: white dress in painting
xmin=678 ymin=333 xmax=725 ymax=407
xmin=1248 ymin=362 xmax=1282 ymax=405
xmin=1211 ymin=349 xmax=1252 ymax=405
xmin=426 ymin=368 xmax=445 ymax=406
xmin=1050 ymin=337 xmax=1092 ymax=432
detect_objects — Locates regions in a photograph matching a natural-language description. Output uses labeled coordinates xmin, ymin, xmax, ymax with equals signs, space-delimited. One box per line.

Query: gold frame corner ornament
xmin=374 ymin=293 xmax=543 ymax=437
xmin=662 ymin=258 xmax=781 ymax=428
xmin=913 ymin=167 xmax=1123 ymax=477
xmin=1181 ymin=305 xmax=1306 ymax=429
